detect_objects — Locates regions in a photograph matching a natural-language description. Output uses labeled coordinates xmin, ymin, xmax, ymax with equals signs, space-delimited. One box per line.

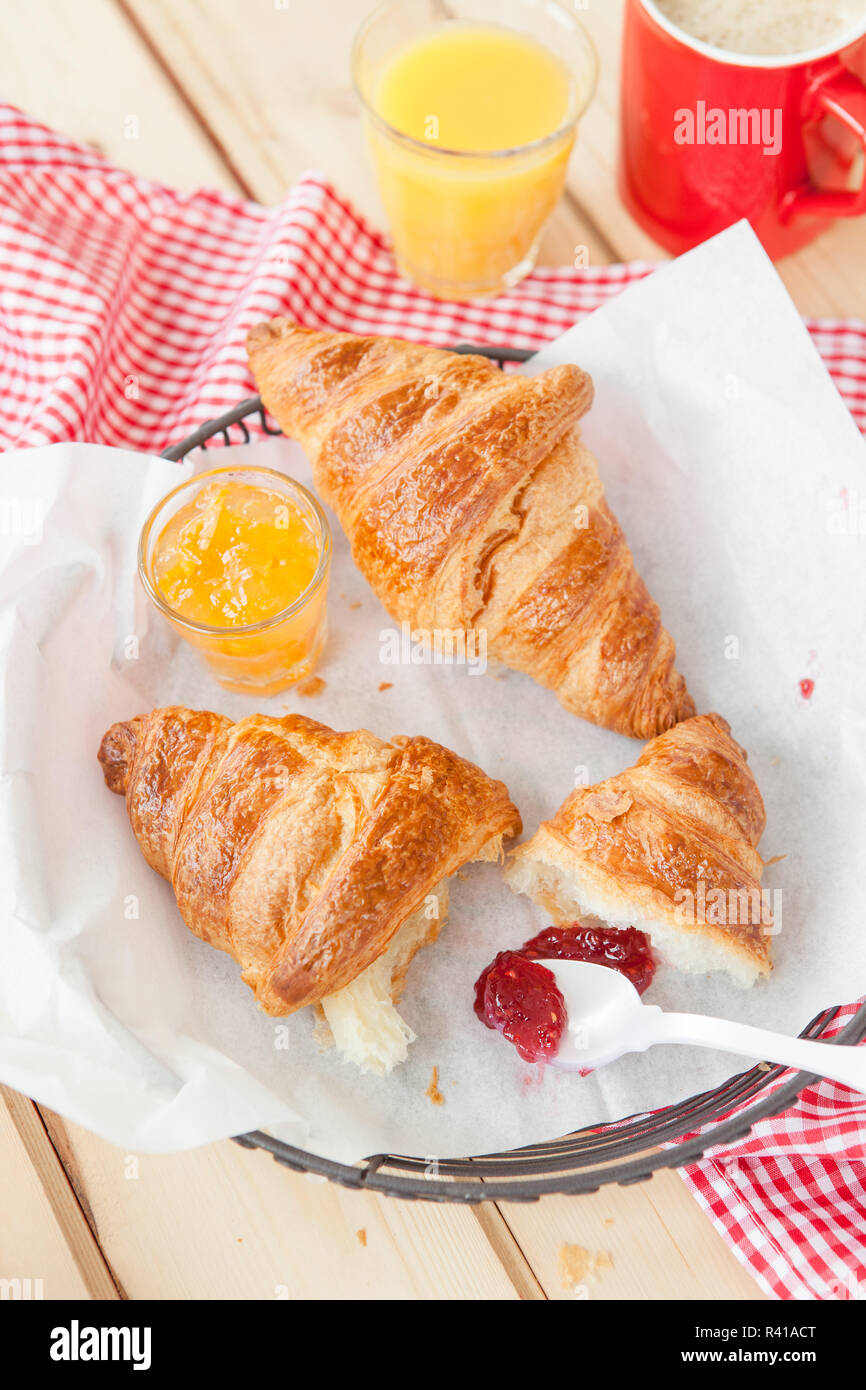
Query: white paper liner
xmin=1 ymin=222 xmax=864 ymax=1159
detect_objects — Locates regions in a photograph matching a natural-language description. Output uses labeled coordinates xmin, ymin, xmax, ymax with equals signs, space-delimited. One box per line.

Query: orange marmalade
xmin=141 ymin=467 xmax=330 ymax=696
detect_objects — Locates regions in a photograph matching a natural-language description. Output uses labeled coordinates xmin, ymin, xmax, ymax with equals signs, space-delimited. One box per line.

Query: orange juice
xmin=353 ymin=8 xmax=597 ymax=297
xmin=140 ymin=468 xmax=330 ymax=696
xmin=374 ymin=25 xmax=571 ymax=153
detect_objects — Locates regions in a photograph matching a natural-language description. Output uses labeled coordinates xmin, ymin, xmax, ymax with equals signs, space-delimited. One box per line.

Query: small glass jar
xmin=139 ymin=466 xmax=331 ymax=696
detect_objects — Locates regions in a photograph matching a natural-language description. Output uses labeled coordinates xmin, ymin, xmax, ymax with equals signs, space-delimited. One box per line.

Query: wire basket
xmin=161 ymin=343 xmax=866 ymax=1202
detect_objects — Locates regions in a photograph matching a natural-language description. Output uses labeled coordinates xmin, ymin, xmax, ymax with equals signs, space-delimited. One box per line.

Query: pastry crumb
xmin=558 ymin=1243 xmax=612 ymax=1295
xmin=602 ymin=1217 xmax=614 ymax=1228
xmin=296 ymin=676 xmax=326 ymax=697
xmin=349 ymin=601 xmax=362 ymax=610
xmin=356 ymin=1228 xmax=367 ymax=1247
xmin=426 ymin=1066 xmax=445 ymax=1106
xmin=378 ymin=681 xmax=393 ymax=692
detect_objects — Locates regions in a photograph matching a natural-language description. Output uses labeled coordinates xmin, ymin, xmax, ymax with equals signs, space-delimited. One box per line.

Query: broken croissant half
xmin=99 ymin=706 xmax=521 ymax=1073
xmin=506 ymin=714 xmax=774 ymax=987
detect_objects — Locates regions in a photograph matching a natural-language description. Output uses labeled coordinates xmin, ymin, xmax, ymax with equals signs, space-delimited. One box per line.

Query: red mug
xmin=618 ymin=0 xmax=866 ymax=259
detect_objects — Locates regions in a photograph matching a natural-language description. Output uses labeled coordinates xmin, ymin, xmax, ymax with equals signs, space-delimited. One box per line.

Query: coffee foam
xmin=655 ymin=0 xmax=866 ymax=56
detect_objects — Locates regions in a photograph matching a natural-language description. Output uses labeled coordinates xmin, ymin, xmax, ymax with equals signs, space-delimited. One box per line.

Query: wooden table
xmin=2 ymin=0 xmax=862 ymax=1303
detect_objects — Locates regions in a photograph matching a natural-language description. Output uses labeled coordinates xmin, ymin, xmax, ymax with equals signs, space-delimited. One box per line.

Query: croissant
xmin=505 ymin=714 xmax=773 ymax=986
xmin=246 ymin=319 xmax=695 ymax=739
xmin=99 ymin=706 xmax=521 ymax=1072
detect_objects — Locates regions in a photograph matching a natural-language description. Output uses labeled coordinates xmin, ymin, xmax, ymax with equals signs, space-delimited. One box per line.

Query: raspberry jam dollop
xmin=474 ymin=924 xmax=656 ymax=1064
xmin=473 ymin=951 xmax=566 ymax=1064
xmin=522 ymin=925 xmax=657 ymax=997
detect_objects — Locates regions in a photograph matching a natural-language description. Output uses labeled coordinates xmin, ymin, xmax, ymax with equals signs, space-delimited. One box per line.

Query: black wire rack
xmin=161 ymin=343 xmax=866 ymax=1202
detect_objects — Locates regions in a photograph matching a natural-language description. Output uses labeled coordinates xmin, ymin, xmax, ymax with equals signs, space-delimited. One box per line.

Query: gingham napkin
xmin=1 ymin=102 xmax=863 ymax=1301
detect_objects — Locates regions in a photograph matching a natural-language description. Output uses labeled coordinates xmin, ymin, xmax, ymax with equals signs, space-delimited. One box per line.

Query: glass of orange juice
xmin=139 ymin=466 xmax=331 ymax=696
xmin=352 ymin=0 xmax=598 ymax=299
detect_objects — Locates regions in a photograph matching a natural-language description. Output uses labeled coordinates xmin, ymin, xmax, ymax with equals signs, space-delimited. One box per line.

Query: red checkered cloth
xmin=1 ymin=103 xmax=864 ymax=1299
xmin=678 ymin=1003 xmax=866 ymax=1301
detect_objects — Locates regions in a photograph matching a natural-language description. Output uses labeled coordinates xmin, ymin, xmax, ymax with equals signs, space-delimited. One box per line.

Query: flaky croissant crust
xmin=509 ymin=713 xmax=772 ymax=976
xmin=247 ymin=319 xmax=695 ymax=739
xmin=99 ymin=707 xmax=521 ymax=1014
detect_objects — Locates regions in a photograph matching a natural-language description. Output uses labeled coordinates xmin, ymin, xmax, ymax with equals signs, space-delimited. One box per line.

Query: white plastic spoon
xmin=541 ymin=960 xmax=866 ymax=1092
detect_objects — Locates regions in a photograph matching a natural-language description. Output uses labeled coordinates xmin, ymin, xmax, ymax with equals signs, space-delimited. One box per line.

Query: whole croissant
xmin=99 ymin=707 xmax=520 ymax=1068
xmin=506 ymin=713 xmax=773 ymax=986
xmin=247 ymin=319 xmax=695 ymax=739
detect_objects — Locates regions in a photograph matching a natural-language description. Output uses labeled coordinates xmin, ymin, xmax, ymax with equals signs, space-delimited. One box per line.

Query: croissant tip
xmin=98 ymin=719 xmax=140 ymax=796
xmin=246 ymin=316 xmax=300 ymax=355
xmin=647 ymin=684 xmax=698 ymax=739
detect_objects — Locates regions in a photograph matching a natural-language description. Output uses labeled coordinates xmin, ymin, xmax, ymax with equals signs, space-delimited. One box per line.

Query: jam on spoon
xmin=474 ymin=924 xmax=657 ymax=1065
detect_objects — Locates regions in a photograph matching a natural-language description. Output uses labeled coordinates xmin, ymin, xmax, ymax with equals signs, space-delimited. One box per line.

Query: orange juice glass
xmin=352 ymin=0 xmax=598 ymax=299
xmin=139 ymin=466 xmax=331 ymax=696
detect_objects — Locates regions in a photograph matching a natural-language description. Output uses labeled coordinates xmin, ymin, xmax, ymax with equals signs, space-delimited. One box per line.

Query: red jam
xmin=522 ymin=925 xmax=657 ymax=996
xmin=474 ymin=924 xmax=657 ymax=1064
xmin=473 ymin=952 xmax=566 ymax=1064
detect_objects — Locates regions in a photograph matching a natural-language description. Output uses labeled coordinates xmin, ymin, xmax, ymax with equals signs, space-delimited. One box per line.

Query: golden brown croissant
xmin=505 ymin=714 xmax=773 ymax=986
xmin=246 ymin=319 xmax=695 ymax=739
xmin=99 ymin=706 xmax=521 ymax=1071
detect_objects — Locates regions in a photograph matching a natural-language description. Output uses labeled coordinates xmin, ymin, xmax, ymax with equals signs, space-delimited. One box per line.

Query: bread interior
xmin=505 ymin=852 xmax=764 ymax=990
xmin=315 ymin=832 xmax=507 ymax=1074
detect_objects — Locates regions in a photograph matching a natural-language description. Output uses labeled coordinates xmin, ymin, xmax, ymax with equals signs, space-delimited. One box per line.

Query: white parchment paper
xmin=1 ymin=222 xmax=865 ymax=1159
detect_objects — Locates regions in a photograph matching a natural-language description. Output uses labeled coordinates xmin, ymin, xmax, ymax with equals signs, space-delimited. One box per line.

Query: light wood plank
xmin=119 ymin=0 xmax=615 ymax=265
xmin=0 ymin=0 xmax=236 ymax=190
xmin=0 ymin=1088 xmax=119 ymax=1300
xmin=498 ymin=1169 xmax=766 ymax=1300
xmin=37 ymin=1112 xmax=525 ymax=1301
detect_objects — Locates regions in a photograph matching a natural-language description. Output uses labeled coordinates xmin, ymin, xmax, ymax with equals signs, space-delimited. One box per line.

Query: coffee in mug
xmin=655 ymin=0 xmax=866 ymax=56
